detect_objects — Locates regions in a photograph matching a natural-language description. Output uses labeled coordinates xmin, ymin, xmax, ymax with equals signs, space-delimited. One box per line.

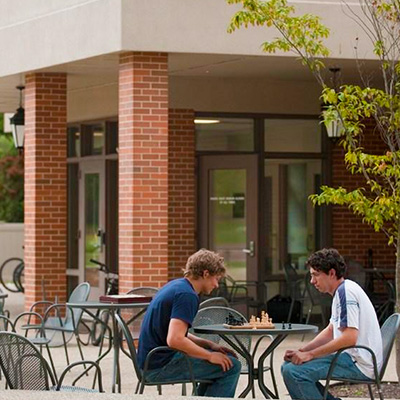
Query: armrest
xmin=323 ymin=345 xmax=378 ymax=399
xmin=142 ymin=346 xmax=197 ymax=387
xmin=57 ymin=360 xmax=104 ymax=392
xmin=42 ymin=303 xmax=67 ymax=329
xmin=29 ymin=300 xmax=54 ymax=313
xmin=14 ymin=311 xmax=46 ymax=336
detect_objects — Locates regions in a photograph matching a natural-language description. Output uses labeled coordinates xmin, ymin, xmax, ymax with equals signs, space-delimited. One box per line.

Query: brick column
xmin=168 ymin=109 xmax=196 ymax=279
xmin=331 ymin=120 xmax=396 ymax=267
xmin=24 ymin=73 xmax=67 ymax=308
xmin=118 ymin=52 xmax=169 ymax=291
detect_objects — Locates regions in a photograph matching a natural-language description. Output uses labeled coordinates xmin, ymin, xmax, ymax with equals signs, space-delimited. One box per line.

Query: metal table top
xmin=67 ymin=300 xmax=150 ymax=310
xmin=194 ymin=323 xmax=318 ymax=336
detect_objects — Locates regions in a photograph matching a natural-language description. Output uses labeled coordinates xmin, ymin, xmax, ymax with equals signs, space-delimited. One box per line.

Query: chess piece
xmin=288 ymin=323 xmax=292 ymax=329
xmin=282 ymin=321 xmax=286 ymax=329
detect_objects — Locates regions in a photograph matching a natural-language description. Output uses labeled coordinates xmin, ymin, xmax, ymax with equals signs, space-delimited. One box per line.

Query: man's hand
xmin=209 ymin=342 xmax=238 ymax=358
xmin=208 ymin=351 xmax=234 ymax=371
xmin=283 ymin=349 xmax=296 ymax=362
xmin=287 ymin=350 xmax=314 ymax=365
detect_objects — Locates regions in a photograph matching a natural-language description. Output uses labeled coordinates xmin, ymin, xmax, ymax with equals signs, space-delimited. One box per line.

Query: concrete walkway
xmin=0 ymin=291 xmax=398 ymax=399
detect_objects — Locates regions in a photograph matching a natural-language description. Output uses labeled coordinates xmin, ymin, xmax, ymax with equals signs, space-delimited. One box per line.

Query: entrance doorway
xmin=198 ymin=155 xmax=259 ymax=282
xmin=78 ymin=160 xmax=106 ymax=299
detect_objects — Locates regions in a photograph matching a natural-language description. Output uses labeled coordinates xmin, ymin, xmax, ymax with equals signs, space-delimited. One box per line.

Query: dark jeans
xmin=145 ymin=351 xmax=241 ymax=397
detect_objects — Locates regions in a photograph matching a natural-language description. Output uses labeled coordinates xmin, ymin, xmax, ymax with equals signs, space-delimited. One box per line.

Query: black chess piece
xmin=288 ymin=323 xmax=292 ymax=329
xmin=282 ymin=321 xmax=286 ymax=329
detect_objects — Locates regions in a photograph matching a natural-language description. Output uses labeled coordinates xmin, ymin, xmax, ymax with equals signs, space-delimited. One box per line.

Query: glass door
xmin=79 ymin=160 xmax=106 ymax=299
xmin=198 ymin=155 xmax=259 ymax=282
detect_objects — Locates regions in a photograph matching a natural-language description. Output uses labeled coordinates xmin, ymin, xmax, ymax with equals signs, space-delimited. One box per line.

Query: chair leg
xmin=135 ymin=381 xmax=141 ymax=394
xmin=181 ymin=383 xmax=187 ymax=396
xmin=61 ymin=331 xmax=70 ymax=365
xmin=368 ymin=384 xmax=375 ymax=400
xmin=157 ymin=384 xmax=162 ymax=395
xmin=46 ymin=343 xmax=58 ymax=381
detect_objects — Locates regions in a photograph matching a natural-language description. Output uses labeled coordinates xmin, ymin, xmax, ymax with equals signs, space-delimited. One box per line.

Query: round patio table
xmin=194 ymin=323 xmax=318 ymax=399
xmin=67 ymin=300 xmax=151 ymax=393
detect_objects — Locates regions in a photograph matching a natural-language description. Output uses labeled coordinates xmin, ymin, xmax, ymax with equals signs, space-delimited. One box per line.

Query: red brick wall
xmin=332 ymin=120 xmax=396 ymax=268
xmin=118 ymin=52 xmax=169 ymax=292
xmin=24 ymin=73 xmax=67 ymax=307
xmin=168 ymin=109 xmax=196 ymax=279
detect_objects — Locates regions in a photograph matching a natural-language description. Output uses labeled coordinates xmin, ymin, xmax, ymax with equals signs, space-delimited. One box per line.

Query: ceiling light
xmin=194 ymin=119 xmax=220 ymax=124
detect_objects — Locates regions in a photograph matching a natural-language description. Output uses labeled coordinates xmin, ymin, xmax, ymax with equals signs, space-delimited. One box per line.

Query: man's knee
xmin=281 ymin=361 xmax=299 ymax=381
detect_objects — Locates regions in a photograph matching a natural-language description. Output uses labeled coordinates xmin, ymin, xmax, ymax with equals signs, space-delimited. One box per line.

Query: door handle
xmin=242 ymin=241 xmax=255 ymax=257
xmin=97 ymin=229 xmax=106 ymax=252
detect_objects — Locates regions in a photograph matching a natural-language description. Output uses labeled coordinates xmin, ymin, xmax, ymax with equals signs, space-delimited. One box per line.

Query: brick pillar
xmin=118 ymin=52 xmax=169 ymax=292
xmin=168 ymin=109 xmax=196 ymax=280
xmin=24 ymin=73 xmax=67 ymax=308
xmin=331 ymin=120 xmax=396 ymax=268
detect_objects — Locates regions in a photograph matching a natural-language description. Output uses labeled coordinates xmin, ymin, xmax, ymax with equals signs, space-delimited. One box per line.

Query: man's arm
xmin=187 ymin=332 xmax=238 ymax=358
xmin=288 ymin=326 xmax=358 ymax=365
xmin=167 ymin=318 xmax=234 ymax=371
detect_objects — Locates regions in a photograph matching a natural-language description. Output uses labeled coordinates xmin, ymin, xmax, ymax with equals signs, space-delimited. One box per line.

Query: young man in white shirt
xmin=281 ymin=248 xmax=382 ymax=400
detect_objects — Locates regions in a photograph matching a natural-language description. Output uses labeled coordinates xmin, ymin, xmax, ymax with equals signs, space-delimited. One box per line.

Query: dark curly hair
xmin=305 ymin=248 xmax=347 ymax=279
xmin=183 ymin=249 xmax=226 ymax=279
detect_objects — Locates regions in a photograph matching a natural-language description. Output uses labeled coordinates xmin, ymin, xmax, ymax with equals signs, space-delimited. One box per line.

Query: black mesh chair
xmin=283 ymin=263 xmax=306 ymax=322
xmin=0 ymin=331 xmax=103 ymax=392
xmin=192 ymin=306 xmax=278 ymax=398
xmin=323 ymin=313 xmax=400 ymax=400
xmin=0 ymin=287 xmax=9 ymax=318
xmin=125 ymin=286 xmax=159 ymax=339
xmin=0 ymin=315 xmax=15 ymax=332
xmin=115 ymin=313 xmax=211 ymax=395
xmin=199 ymin=297 xmax=230 ymax=309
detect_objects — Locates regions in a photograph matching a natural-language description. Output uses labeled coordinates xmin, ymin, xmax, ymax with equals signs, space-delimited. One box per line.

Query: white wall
xmin=0 ymin=0 xmax=374 ymax=78
xmin=0 ymin=223 xmax=24 ymax=265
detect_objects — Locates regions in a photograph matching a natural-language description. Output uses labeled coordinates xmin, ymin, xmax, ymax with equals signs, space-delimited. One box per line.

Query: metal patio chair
xmin=323 ymin=313 xmax=400 ymax=400
xmin=283 ymin=263 xmax=306 ymax=323
xmin=125 ymin=286 xmax=159 ymax=339
xmin=0 ymin=331 xmax=103 ymax=392
xmin=199 ymin=296 xmax=230 ymax=309
xmin=192 ymin=306 xmax=278 ymax=398
xmin=0 ymin=287 xmax=9 ymax=318
xmin=22 ymin=282 xmax=91 ymax=365
xmin=115 ymin=313 xmax=211 ymax=395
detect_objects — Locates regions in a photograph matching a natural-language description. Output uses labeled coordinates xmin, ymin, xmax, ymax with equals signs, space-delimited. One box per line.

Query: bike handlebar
xmin=89 ymin=259 xmax=110 ymax=274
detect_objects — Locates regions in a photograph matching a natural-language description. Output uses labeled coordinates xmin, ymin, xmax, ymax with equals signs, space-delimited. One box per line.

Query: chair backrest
xmin=67 ymin=282 xmax=91 ymax=328
xmin=199 ymin=297 xmax=230 ymax=309
xmin=0 ymin=331 xmax=56 ymax=390
xmin=379 ymin=313 xmax=400 ymax=378
xmin=126 ymin=287 xmax=159 ymax=297
xmin=0 ymin=315 xmax=16 ymax=332
xmin=192 ymin=306 xmax=249 ymax=369
xmin=115 ymin=313 xmax=142 ymax=381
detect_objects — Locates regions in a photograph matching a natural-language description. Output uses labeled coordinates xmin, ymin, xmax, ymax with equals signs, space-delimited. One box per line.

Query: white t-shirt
xmin=330 ymin=279 xmax=382 ymax=379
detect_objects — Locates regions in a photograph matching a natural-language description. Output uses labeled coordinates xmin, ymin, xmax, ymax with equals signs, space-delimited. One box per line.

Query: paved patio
xmin=0 ymin=291 xmax=397 ymax=399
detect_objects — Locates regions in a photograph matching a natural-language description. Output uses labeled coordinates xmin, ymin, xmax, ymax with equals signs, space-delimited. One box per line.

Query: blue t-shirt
xmin=137 ymin=278 xmax=199 ymax=370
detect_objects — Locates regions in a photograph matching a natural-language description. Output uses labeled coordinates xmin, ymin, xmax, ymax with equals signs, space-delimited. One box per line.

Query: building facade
xmin=0 ymin=0 xmax=394 ymax=306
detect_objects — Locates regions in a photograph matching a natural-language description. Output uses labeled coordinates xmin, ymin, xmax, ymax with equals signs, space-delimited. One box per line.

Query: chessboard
xmin=223 ymin=311 xmax=275 ymax=329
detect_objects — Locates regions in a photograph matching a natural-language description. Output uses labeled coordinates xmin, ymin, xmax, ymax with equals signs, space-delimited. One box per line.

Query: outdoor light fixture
xmin=324 ymin=67 xmax=344 ymax=143
xmin=9 ymin=85 xmax=25 ymax=154
xmin=194 ymin=119 xmax=220 ymax=124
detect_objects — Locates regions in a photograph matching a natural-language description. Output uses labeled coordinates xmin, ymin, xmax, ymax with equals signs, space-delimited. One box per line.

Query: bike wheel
xmin=13 ymin=262 xmax=24 ymax=293
xmin=0 ymin=258 xmax=24 ymax=292
xmin=91 ymin=309 xmax=110 ymax=346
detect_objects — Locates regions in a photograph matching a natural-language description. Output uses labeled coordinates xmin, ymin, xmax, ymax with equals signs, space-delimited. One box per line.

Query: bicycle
xmin=88 ymin=259 xmax=119 ymax=346
xmin=0 ymin=257 xmax=24 ymax=293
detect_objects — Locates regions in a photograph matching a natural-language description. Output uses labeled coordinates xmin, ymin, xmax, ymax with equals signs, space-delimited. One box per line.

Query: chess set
xmin=223 ymin=311 xmax=275 ymax=329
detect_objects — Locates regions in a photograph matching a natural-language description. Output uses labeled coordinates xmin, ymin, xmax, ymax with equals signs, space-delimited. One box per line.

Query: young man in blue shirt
xmin=138 ymin=249 xmax=241 ymax=397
